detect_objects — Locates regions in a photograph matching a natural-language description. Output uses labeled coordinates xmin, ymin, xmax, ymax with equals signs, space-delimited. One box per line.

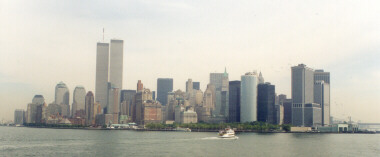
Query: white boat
xmin=218 ymin=128 xmax=236 ymax=138
xmin=175 ymin=127 xmax=191 ymax=132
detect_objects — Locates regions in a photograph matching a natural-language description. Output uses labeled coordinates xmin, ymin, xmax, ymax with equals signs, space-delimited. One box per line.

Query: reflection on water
xmin=0 ymin=127 xmax=379 ymax=157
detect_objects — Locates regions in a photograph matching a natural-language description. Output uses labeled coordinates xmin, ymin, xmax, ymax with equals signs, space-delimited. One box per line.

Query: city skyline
xmin=1 ymin=1 xmax=379 ymax=123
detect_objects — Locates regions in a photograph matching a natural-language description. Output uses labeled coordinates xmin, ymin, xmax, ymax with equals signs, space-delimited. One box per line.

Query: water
xmin=1 ymin=127 xmax=379 ymax=157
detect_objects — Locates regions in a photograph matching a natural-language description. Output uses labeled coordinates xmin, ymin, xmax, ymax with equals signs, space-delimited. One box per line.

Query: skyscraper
xmin=314 ymin=70 xmax=330 ymax=84
xmin=107 ymin=83 xmax=120 ymax=115
xmin=186 ymin=79 xmax=193 ymax=94
xmin=157 ymin=78 xmax=173 ymax=106
xmin=258 ymin=72 xmax=265 ymax=84
xmin=32 ymin=95 xmax=45 ymax=105
xmin=257 ymin=83 xmax=276 ymax=124
xmin=291 ymin=64 xmax=314 ymax=126
xmin=109 ymin=39 xmax=124 ymax=89
xmin=210 ymin=68 xmax=229 ymax=117
xmin=193 ymin=82 xmax=200 ymax=90
xmin=228 ymin=81 xmax=241 ymax=122
xmin=55 ymin=82 xmax=69 ymax=105
xmin=95 ymin=42 xmax=110 ymax=110
xmin=314 ymin=81 xmax=330 ymax=126
xmin=14 ymin=109 xmax=25 ymax=125
xmin=120 ymin=90 xmax=136 ymax=116
xmin=240 ymin=72 xmax=258 ymax=122
xmin=137 ymin=80 xmax=143 ymax=91
xmin=72 ymin=86 xmax=86 ymax=117
xmin=85 ymin=91 xmax=94 ymax=125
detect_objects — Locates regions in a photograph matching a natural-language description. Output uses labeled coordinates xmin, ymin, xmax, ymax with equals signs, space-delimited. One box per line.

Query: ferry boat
xmin=218 ymin=127 xmax=236 ymax=138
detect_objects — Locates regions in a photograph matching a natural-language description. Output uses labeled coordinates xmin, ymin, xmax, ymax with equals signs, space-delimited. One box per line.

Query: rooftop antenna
xmin=103 ymin=28 xmax=105 ymax=42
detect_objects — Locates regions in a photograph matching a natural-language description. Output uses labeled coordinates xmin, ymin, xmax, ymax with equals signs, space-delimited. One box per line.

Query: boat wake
xmin=201 ymin=136 xmax=239 ymax=140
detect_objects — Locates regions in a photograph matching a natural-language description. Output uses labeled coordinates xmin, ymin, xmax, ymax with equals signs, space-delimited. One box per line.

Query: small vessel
xmin=175 ymin=127 xmax=191 ymax=132
xmin=218 ymin=127 xmax=236 ymax=138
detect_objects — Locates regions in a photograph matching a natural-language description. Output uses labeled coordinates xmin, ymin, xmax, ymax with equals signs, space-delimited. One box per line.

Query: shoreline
xmin=7 ymin=126 xmax=378 ymax=134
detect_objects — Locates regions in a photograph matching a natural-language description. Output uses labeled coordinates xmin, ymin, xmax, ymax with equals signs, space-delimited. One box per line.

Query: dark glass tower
xmin=228 ymin=81 xmax=241 ymax=122
xmin=257 ymin=83 xmax=276 ymax=124
xmin=157 ymin=78 xmax=173 ymax=106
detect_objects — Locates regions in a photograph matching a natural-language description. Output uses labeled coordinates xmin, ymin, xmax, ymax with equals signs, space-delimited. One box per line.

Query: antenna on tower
xmin=103 ymin=28 xmax=105 ymax=42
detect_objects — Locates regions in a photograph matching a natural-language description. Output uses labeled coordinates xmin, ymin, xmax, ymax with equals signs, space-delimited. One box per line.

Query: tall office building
xmin=228 ymin=81 xmax=241 ymax=122
xmin=55 ymin=82 xmax=69 ymax=105
xmin=314 ymin=81 xmax=330 ymax=126
xmin=72 ymin=86 xmax=86 ymax=117
xmin=85 ymin=91 xmax=94 ymax=125
xmin=210 ymin=68 xmax=229 ymax=117
xmin=258 ymin=72 xmax=265 ymax=84
xmin=291 ymin=64 xmax=314 ymax=126
xmin=137 ymin=80 xmax=143 ymax=91
xmin=120 ymin=90 xmax=136 ymax=116
xmin=157 ymin=78 xmax=173 ymax=106
xmin=186 ymin=79 xmax=193 ymax=94
xmin=14 ymin=109 xmax=25 ymax=125
xmin=314 ymin=69 xmax=330 ymax=126
xmin=109 ymin=39 xmax=124 ymax=89
xmin=314 ymin=70 xmax=330 ymax=84
xmin=283 ymin=99 xmax=292 ymax=124
xmin=107 ymin=83 xmax=120 ymax=115
xmin=240 ymin=72 xmax=258 ymax=122
xmin=193 ymin=82 xmax=200 ymax=90
xmin=32 ymin=95 xmax=45 ymax=105
xmin=95 ymin=42 xmax=110 ymax=110
xmin=257 ymin=83 xmax=276 ymax=124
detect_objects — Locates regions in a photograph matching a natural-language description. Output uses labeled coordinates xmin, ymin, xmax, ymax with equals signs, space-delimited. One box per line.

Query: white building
xmin=95 ymin=42 xmax=110 ymax=110
xmin=240 ymin=71 xmax=258 ymax=122
xmin=72 ymin=86 xmax=86 ymax=117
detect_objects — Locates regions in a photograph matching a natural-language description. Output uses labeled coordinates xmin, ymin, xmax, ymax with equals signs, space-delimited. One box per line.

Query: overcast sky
xmin=0 ymin=0 xmax=379 ymax=122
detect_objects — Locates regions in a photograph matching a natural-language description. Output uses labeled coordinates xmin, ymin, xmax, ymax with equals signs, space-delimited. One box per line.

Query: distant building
xmin=314 ymin=81 xmax=330 ymax=126
xmin=26 ymin=103 xmax=42 ymax=124
xmin=140 ymin=100 xmax=162 ymax=125
xmin=109 ymin=39 xmax=124 ymax=89
xmin=95 ymin=42 xmax=110 ymax=110
xmin=258 ymin=72 xmax=265 ymax=84
xmin=240 ymin=72 xmax=258 ymax=122
xmin=291 ymin=64 xmax=314 ymax=126
xmin=137 ymin=80 xmax=144 ymax=91
xmin=32 ymin=95 xmax=45 ymax=105
xmin=257 ymin=83 xmax=276 ymax=124
xmin=157 ymin=78 xmax=173 ymax=106
xmin=59 ymin=104 xmax=70 ymax=118
xmin=193 ymin=82 xmax=200 ymax=90
xmin=210 ymin=68 xmax=229 ymax=117
xmin=282 ymin=99 xmax=292 ymax=124
xmin=107 ymin=83 xmax=120 ymax=116
xmin=275 ymin=104 xmax=284 ymax=125
xmin=85 ymin=91 xmax=94 ymax=125
xmin=304 ymin=103 xmax=322 ymax=127
xmin=134 ymin=89 xmax=153 ymax=124
xmin=55 ymin=82 xmax=70 ymax=117
xmin=175 ymin=106 xmax=197 ymax=124
xmin=14 ymin=109 xmax=25 ymax=125
xmin=152 ymin=91 xmax=156 ymax=100
xmin=120 ymin=90 xmax=136 ymax=117
xmin=46 ymin=103 xmax=61 ymax=118
xmin=314 ymin=69 xmax=330 ymax=84
xmin=229 ymin=81 xmax=241 ymax=122
xmin=314 ymin=69 xmax=331 ymax=126
xmin=72 ymin=86 xmax=86 ymax=118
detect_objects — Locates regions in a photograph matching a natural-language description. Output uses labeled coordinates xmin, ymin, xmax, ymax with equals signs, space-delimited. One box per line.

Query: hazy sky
xmin=0 ymin=0 xmax=379 ymax=122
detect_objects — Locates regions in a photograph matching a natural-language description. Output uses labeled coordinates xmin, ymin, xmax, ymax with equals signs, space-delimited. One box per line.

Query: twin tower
xmin=95 ymin=40 xmax=124 ymax=111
